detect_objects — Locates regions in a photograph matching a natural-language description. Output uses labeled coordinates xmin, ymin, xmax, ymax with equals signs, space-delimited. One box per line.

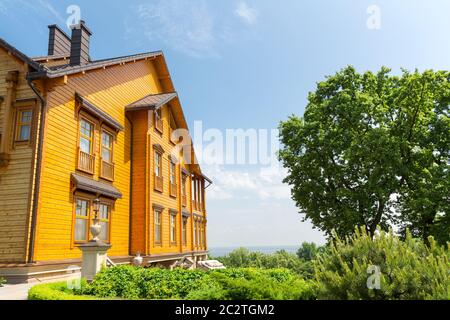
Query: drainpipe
xmin=125 ymin=114 xmax=133 ymax=257
xmin=26 ymin=75 xmax=46 ymax=264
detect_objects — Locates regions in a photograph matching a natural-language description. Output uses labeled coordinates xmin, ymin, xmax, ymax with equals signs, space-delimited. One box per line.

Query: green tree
xmin=297 ymin=242 xmax=320 ymax=261
xmin=279 ymin=66 xmax=450 ymax=242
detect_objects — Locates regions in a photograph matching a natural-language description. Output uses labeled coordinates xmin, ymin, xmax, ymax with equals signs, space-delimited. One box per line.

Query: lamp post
xmin=90 ymin=198 xmax=102 ymax=242
xmin=79 ymin=197 xmax=112 ymax=281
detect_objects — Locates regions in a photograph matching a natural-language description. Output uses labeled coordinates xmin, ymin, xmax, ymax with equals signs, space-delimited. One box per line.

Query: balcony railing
xmin=78 ymin=149 xmax=95 ymax=174
xmin=100 ymin=160 xmax=114 ymax=181
xmin=182 ymin=194 xmax=187 ymax=207
xmin=170 ymin=182 xmax=177 ymax=198
xmin=154 ymin=174 xmax=163 ymax=192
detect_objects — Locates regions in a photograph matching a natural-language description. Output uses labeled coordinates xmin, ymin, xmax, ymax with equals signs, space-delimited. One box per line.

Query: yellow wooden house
xmin=0 ymin=21 xmax=210 ymax=283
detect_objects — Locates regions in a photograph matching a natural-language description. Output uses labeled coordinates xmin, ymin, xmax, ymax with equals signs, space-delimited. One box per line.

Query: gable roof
xmin=28 ymin=51 xmax=164 ymax=79
xmin=0 ymin=38 xmax=43 ymax=71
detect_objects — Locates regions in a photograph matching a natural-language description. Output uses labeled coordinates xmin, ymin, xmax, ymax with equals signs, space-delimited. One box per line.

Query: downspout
xmin=26 ymin=75 xmax=46 ymax=264
xmin=125 ymin=114 xmax=133 ymax=256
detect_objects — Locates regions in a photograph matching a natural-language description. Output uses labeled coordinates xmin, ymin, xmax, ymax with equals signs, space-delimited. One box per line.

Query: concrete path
xmin=0 ymin=282 xmax=37 ymax=300
xmin=0 ymin=274 xmax=81 ymax=300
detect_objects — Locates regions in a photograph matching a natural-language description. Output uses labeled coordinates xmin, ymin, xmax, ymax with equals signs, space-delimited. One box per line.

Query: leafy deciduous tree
xmin=279 ymin=66 xmax=449 ymax=242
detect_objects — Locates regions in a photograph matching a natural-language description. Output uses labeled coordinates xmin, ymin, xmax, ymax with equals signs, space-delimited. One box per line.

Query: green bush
xmin=86 ymin=265 xmax=143 ymax=299
xmin=0 ymin=277 xmax=6 ymax=287
xmin=212 ymin=248 xmax=314 ymax=279
xmin=202 ymin=268 xmax=316 ymax=300
xmin=87 ymin=266 xmax=214 ymax=300
xmin=314 ymin=227 xmax=450 ymax=300
xmin=85 ymin=266 xmax=315 ymax=300
xmin=28 ymin=281 xmax=97 ymax=300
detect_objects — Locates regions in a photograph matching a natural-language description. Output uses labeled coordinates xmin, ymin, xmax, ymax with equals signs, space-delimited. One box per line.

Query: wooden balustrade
xmin=170 ymin=182 xmax=177 ymax=198
xmin=100 ymin=160 xmax=114 ymax=181
xmin=78 ymin=149 xmax=95 ymax=174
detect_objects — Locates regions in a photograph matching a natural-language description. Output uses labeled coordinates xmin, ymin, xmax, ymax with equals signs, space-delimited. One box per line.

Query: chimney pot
xmin=69 ymin=20 xmax=92 ymax=66
xmin=47 ymin=24 xmax=71 ymax=56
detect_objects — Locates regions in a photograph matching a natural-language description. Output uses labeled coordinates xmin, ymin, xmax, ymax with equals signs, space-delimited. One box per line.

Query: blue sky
xmin=1 ymin=0 xmax=450 ymax=247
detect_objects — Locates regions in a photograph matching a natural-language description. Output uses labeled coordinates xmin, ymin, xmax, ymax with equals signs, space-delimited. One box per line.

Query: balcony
xmin=170 ymin=182 xmax=177 ymax=198
xmin=77 ymin=149 xmax=95 ymax=174
xmin=100 ymin=159 xmax=114 ymax=181
xmin=182 ymin=195 xmax=187 ymax=207
xmin=154 ymin=174 xmax=163 ymax=192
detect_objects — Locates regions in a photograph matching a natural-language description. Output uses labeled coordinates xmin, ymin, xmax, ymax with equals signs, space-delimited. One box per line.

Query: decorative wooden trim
xmin=152 ymin=203 xmax=165 ymax=210
xmin=75 ymin=93 xmax=124 ymax=132
xmin=153 ymin=143 xmax=165 ymax=154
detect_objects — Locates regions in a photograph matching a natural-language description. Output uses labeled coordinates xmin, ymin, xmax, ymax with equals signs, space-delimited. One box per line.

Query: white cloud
xmin=204 ymin=164 xmax=291 ymax=201
xmin=0 ymin=0 xmax=64 ymax=23
xmin=235 ymin=1 xmax=257 ymax=25
xmin=131 ymin=0 xmax=218 ymax=58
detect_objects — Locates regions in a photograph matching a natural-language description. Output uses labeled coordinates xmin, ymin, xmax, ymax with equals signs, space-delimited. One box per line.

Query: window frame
xmin=154 ymin=108 xmax=163 ymax=134
xmin=73 ymin=197 xmax=91 ymax=244
xmin=79 ymin=116 xmax=95 ymax=155
xmin=14 ymin=107 xmax=33 ymax=143
xmin=99 ymin=126 xmax=116 ymax=181
xmin=169 ymin=158 xmax=177 ymax=198
xmin=182 ymin=217 xmax=188 ymax=246
xmin=170 ymin=211 xmax=177 ymax=245
xmin=154 ymin=149 xmax=164 ymax=192
xmin=154 ymin=208 xmax=163 ymax=246
xmin=181 ymin=174 xmax=187 ymax=207
xmin=100 ymin=128 xmax=114 ymax=164
xmin=97 ymin=202 xmax=112 ymax=243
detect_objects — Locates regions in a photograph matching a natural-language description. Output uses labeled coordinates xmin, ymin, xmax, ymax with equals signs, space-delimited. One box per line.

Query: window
xmin=154 ymin=151 xmax=162 ymax=176
xmin=170 ymin=213 xmax=176 ymax=244
xmin=101 ymin=131 xmax=113 ymax=163
xmin=181 ymin=175 xmax=187 ymax=207
xmin=193 ymin=220 xmax=197 ymax=247
xmin=182 ymin=217 xmax=188 ymax=246
xmin=78 ymin=118 xmax=95 ymax=174
xmin=154 ymin=108 xmax=163 ymax=133
xmin=195 ymin=220 xmax=200 ymax=247
xmin=15 ymin=109 xmax=33 ymax=142
xmin=74 ymin=198 xmax=90 ymax=242
xmin=200 ymin=222 xmax=203 ymax=248
xmin=100 ymin=130 xmax=114 ymax=181
xmin=154 ymin=150 xmax=163 ymax=192
xmin=79 ymin=118 xmax=93 ymax=154
xmin=169 ymin=159 xmax=177 ymax=198
xmin=98 ymin=203 xmax=110 ymax=242
xmin=154 ymin=209 xmax=162 ymax=244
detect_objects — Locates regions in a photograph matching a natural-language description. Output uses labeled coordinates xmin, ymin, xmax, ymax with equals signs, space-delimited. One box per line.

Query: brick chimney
xmin=69 ymin=20 xmax=92 ymax=66
xmin=47 ymin=25 xmax=71 ymax=56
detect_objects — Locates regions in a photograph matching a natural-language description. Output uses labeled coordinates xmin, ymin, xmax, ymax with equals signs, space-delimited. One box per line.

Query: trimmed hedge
xmin=0 ymin=277 xmax=6 ymax=287
xmin=28 ymin=281 xmax=99 ymax=300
